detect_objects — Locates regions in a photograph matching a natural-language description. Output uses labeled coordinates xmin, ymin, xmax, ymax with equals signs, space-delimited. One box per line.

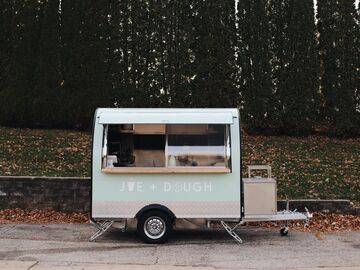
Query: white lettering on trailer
xmin=193 ymin=182 xmax=202 ymax=192
xmin=137 ymin=182 xmax=143 ymax=192
xmin=119 ymin=181 xmax=212 ymax=193
xmin=204 ymin=182 xmax=212 ymax=192
xmin=164 ymin=182 xmax=171 ymax=192
xmin=127 ymin=182 xmax=135 ymax=191
xmin=163 ymin=182 xmax=212 ymax=193
xmin=119 ymin=182 xmax=143 ymax=192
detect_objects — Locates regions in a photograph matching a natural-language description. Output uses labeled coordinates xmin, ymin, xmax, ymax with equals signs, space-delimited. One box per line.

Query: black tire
xmin=280 ymin=227 xmax=289 ymax=236
xmin=137 ymin=210 xmax=173 ymax=244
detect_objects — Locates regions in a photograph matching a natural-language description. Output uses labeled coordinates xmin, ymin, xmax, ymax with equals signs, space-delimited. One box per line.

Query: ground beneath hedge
xmin=0 ymin=126 xmax=359 ymax=202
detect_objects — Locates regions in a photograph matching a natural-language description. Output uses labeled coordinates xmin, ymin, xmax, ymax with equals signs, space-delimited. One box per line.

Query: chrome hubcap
xmin=144 ymin=217 xmax=166 ymax=239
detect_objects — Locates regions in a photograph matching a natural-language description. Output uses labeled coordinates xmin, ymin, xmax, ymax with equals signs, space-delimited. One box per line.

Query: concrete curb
xmin=0 ymin=260 xmax=216 ymax=270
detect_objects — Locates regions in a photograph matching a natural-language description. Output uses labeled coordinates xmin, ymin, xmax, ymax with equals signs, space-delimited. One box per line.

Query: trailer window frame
xmin=101 ymin=123 xmax=232 ymax=174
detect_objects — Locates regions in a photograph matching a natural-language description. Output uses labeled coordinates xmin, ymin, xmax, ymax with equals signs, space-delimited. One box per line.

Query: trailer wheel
xmin=280 ymin=227 xmax=289 ymax=236
xmin=137 ymin=210 xmax=173 ymax=244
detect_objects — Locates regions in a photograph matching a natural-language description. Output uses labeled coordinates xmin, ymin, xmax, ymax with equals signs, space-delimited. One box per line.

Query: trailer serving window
xmin=102 ymin=124 xmax=231 ymax=173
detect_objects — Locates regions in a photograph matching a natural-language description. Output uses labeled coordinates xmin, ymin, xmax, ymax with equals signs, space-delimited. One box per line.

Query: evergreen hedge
xmin=0 ymin=0 xmax=359 ymax=136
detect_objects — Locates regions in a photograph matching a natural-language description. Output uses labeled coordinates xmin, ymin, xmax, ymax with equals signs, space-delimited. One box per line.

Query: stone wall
xmin=0 ymin=176 xmax=91 ymax=213
xmin=0 ymin=176 xmax=358 ymax=214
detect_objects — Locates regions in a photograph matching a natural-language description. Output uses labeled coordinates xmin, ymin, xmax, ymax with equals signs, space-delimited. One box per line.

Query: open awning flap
xmin=98 ymin=112 xmax=234 ymax=124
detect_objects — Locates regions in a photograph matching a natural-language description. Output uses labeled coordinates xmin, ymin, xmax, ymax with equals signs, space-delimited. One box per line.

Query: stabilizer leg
xmin=90 ymin=220 xmax=114 ymax=241
xmin=221 ymin=221 xmax=243 ymax=244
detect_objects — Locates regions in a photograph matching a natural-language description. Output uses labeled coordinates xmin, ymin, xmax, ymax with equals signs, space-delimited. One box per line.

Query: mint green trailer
xmin=91 ymin=108 xmax=310 ymax=243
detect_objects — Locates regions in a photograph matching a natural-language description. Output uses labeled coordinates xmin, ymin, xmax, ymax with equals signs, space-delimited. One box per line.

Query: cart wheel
xmin=137 ymin=210 xmax=173 ymax=244
xmin=280 ymin=227 xmax=289 ymax=236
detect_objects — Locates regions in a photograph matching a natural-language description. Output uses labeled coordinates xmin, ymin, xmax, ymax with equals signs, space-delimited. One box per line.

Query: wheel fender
xmin=135 ymin=204 xmax=176 ymax=220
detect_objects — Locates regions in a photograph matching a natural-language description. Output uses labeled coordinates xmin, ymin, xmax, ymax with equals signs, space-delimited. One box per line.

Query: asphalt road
xmin=0 ymin=223 xmax=359 ymax=269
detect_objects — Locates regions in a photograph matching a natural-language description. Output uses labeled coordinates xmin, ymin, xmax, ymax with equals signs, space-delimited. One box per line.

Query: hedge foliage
xmin=0 ymin=0 xmax=359 ymax=136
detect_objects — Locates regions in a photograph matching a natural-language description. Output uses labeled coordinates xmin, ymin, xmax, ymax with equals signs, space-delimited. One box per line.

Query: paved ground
xmin=0 ymin=223 xmax=359 ymax=269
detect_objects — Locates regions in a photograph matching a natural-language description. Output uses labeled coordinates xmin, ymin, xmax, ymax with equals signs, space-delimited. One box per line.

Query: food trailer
xmin=90 ymin=108 xmax=311 ymax=243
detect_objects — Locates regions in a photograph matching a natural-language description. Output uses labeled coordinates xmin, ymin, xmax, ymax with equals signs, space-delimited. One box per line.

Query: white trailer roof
xmin=97 ymin=108 xmax=237 ymax=124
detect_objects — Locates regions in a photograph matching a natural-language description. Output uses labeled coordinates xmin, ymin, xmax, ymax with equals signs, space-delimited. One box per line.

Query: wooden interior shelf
xmin=101 ymin=167 xmax=231 ymax=174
